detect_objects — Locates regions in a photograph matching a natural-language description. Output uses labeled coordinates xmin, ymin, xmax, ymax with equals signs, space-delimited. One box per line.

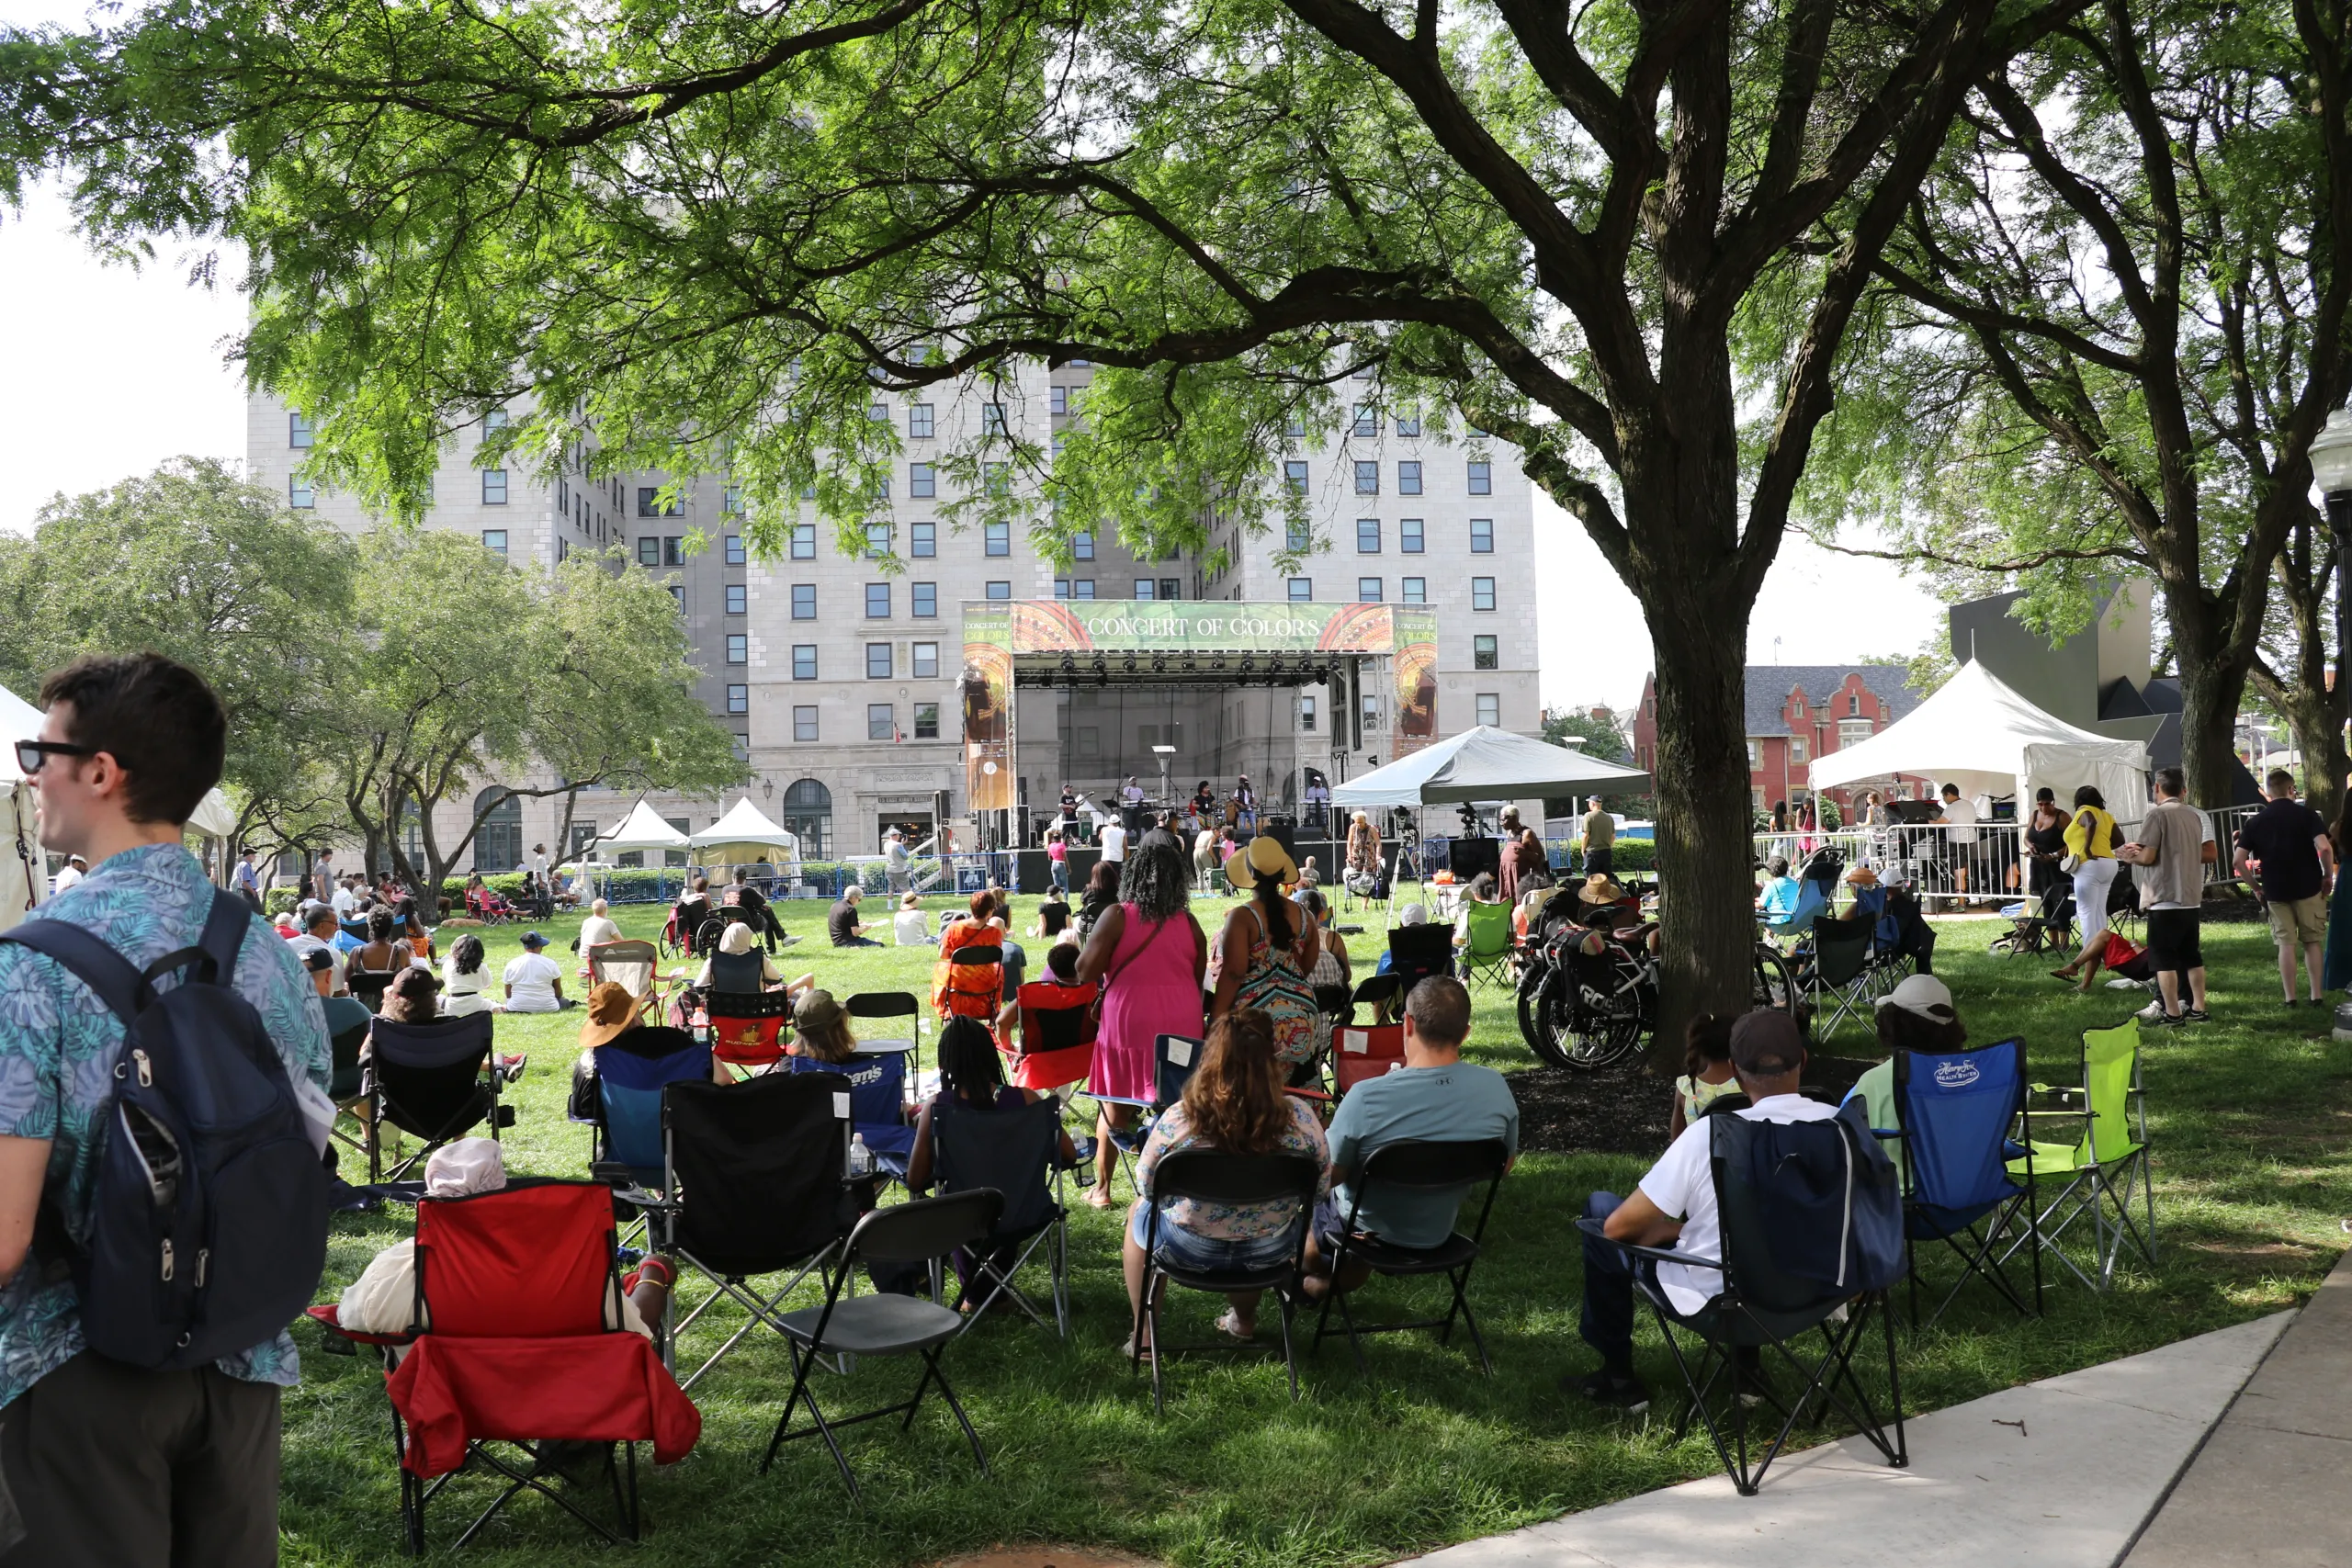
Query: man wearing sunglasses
xmin=0 ymin=653 xmax=329 ymax=1565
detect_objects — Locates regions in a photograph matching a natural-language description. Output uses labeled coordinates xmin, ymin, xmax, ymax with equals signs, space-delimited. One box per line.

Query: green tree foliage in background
xmin=0 ymin=0 xmax=2087 ymax=1048
xmin=1540 ymin=709 xmax=1642 ymax=818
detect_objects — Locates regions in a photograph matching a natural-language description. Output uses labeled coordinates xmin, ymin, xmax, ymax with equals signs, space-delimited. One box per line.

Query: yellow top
xmin=2063 ymin=806 xmax=2118 ymax=861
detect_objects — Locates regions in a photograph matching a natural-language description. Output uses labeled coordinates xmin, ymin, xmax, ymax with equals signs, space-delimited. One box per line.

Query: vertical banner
xmin=961 ymin=604 xmax=1015 ymax=813
xmin=1391 ymin=606 xmax=1440 ymax=756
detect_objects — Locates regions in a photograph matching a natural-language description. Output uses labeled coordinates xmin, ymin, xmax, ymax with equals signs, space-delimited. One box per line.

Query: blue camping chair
xmin=1761 ymin=878 xmax=1826 ymax=944
xmin=790 ymin=1049 xmax=915 ymax=1178
xmin=1868 ymin=1038 xmax=2041 ymax=1329
xmin=592 ymin=1029 xmax=714 ymax=1188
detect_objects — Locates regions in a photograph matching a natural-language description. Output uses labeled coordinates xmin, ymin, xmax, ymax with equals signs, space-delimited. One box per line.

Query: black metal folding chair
xmin=365 ymin=1013 xmax=505 ymax=1182
xmin=1133 ymin=1149 xmax=1320 ymax=1413
xmin=1385 ymin=925 xmax=1453 ymax=1002
xmin=930 ymin=1096 xmax=1069 ymax=1337
xmin=758 ymin=1190 xmax=1004 ymax=1499
xmin=1309 ymin=1138 xmax=1510 ymax=1374
xmin=845 ymin=989 xmax=927 ymax=1080
xmin=1795 ymin=913 xmax=1876 ymax=1042
xmin=1349 ymin=972 xmax=1402 ymax=1023
xmin=347 ymin=968 xmax=398 ymax=1015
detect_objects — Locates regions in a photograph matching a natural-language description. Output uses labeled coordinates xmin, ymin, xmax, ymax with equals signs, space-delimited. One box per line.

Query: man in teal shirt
xmin=1301 ymin=976 xmax=1518 ymax=1298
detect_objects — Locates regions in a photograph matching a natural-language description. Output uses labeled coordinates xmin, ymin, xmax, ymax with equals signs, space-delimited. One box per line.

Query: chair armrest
xmin=1571 ymin=1215 xmax=1724 ymax=1272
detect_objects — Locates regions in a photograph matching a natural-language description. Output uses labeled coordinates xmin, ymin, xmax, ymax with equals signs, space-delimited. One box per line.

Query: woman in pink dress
xmin=1076 ymin=842 xmax=1208 ymax=1207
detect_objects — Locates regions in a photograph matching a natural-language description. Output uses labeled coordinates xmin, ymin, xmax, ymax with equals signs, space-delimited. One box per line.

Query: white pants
xmin=2073 ymin=857 xmax=2118 ymax=942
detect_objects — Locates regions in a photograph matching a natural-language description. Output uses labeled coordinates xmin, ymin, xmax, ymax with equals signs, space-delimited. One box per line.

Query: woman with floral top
xmin=1124 ymin=1009 xmax=1330 ymax=1351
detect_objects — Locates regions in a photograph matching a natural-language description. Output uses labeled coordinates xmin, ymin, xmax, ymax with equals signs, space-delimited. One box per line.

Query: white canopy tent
xmin=585 ymin=797 xmax=692 ymax=858
xmin=1809 ymin=660 xmax=2150 ymax=823
xmin=688 ymin=797 xmax=803 ymax=868
xmin=0 ymin=685 xmax=43 ymax=931
xmin=1329 ymin=724 xmax=1653 ymax=810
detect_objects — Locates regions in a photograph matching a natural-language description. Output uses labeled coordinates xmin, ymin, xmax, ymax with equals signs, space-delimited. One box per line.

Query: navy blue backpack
xmin=4 ymin=889 xmax=330 ymax=1369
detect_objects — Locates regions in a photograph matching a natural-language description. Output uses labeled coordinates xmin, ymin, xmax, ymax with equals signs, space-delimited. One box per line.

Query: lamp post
xmin=2308 ymin=408 xmax=2352 ymax=742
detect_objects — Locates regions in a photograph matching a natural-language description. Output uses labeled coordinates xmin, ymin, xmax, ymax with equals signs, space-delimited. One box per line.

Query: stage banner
xmin=1006 ymin=599 xmax=1408 ymax=654
xmin=1391 ymin=606 xmax=1439 ymax=756
xmin=961 ymin=605 xmax=1015 ymax=812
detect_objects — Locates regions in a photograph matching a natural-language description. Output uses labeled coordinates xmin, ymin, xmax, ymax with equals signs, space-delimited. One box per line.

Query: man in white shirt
xmin=330 ymin=874 xmax=359 ymax=920
xmin=50 ymin=855 xmax=86 ymax=895
xmin=1574 ymin=1010 xmax=1838 ymax=1411
xmin=1098 ymin=819 xmax=1128 ymax=863
xmin=578 ymin=897 xmax=622 ymax=953
xmin=885 ymin=829 xmax=912 ymax=894
xmin=284 ymin=905 xmax=350 ymax=998
xmin=232 ymin=847 xmax=264 ymax=909
xmin=1937 ymin=782 xmax=1979 ymax=897
xmin=503 ymin=931 xmax=569 ymax=1011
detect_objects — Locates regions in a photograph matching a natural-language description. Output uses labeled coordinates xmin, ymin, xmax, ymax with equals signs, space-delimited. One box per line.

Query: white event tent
xmin=587 ymin=797 xmax=692 ymax=859
xmin=1809 ymin=660 xmax=2150 ymax=823
xmin=689 ymin=797 xmax=803 ymax=868
xmin=1329 ymin=724 xmax=1653 ymax=810
xmin=0 ymin=685 xmax=44 ymax=931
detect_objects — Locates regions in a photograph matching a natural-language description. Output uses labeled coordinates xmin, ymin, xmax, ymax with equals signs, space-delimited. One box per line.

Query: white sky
xmin=0 ymin=0 xmax=1947 ymax=713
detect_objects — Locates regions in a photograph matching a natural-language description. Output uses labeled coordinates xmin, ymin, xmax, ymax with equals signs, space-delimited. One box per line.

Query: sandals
xmin=1215 ymin=1309 xmax=1256 ymax=1342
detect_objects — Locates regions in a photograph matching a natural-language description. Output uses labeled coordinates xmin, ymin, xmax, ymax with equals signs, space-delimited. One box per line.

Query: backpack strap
xmin=195 ymin=886 xmax=249 ymax=986
xmin=0 ymin=919 xmax=153 ymax=1028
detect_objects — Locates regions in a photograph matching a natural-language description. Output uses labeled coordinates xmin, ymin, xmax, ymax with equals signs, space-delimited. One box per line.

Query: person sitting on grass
xmin=440 ymin=933 xmax=495 ymax=1017
xmin=578 ymin=897 xmax=621 ymax=953
xmin=827 ymin=885 xmax=879 ymax=947
xmin=1572 ymin=1010 xmax=1836 ymax=1412
xmin=1668 ymin=1012 xmax=1738 ymax=1138
xmin=1299 ymin=976 xmax=1518 ymax=1303
xmin=1034 ymin=889 xmax=1073 ymax=946
xmin=893 ymin=892 xmax=930 ymax=946
xmin=1124 ymin=1009 xmax=1330 ymax=1354
xmin=502 ymin=931 xmax=570 ymax=1011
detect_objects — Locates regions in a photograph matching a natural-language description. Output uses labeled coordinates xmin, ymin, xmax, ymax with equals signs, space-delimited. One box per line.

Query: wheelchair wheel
xmin=1750 ymin=943 xmax=1798 ymax=1015
xmin=695 ymin=918 xmax=727 ymax=953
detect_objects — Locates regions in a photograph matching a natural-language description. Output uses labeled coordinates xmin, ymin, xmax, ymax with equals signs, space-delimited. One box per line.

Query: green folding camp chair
xmin=1459 ymin=900 xmax=1516 ymax=991
xmin=2002 ymin=1018 xmax=2155 ymax=1292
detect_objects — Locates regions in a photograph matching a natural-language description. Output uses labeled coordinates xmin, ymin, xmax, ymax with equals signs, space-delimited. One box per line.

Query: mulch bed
xmin=1506 ymin=1053 xmax=1880 ymax=1156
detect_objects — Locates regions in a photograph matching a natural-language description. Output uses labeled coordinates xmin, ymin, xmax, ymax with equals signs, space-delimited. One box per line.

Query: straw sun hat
xmin=1225 ymin=834 xmax=1299 ymax=891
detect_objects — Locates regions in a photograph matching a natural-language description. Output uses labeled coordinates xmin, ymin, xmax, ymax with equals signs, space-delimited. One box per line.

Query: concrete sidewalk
xmin=1403 ymin=1310 xmax=2298 ymax=1568
xmin=2122 ymin=1250 xmax=2352 ymax=1568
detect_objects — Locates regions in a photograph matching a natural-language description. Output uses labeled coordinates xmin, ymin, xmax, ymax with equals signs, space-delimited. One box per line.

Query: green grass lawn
xmin=279 ymin=891 xmax=2352 ymax=1566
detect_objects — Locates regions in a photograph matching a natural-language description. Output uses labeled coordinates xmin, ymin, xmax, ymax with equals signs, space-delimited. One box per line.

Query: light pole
xmin=2308 ymin=409 xmax=2352 ymax=761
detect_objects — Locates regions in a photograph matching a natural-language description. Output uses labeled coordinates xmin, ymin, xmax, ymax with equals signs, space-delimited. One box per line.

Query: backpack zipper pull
xmin=195 ymin=1247 xmax=209 ymax=1288
xmin=132 ymin=1049 xmax=153 ymax=1088
xmin=161 ymin=1238 xmax=175 ymax=1281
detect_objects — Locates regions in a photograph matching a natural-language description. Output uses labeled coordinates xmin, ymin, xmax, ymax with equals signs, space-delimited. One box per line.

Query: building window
xmin=1354 ymin=460 xmax=1379 ymax=494
xmin=1285 ymin=460 xmax=1309 ymax=495
xmin=1353 ymin=405 xmax=1379 ymax=437
xmin=481 ymin=529 xmax=508 ymax=559
xmin=1356 ymin=577 xmax=1382 ymax=604
xmin=1160 ymin=577 xmax=1181 ymax=601
xmin=909 ymin=403 xmax=934 ymax=438
xmin=792 ymin=583 xmax=817 ymax=619
xmin=1747 ymin=739 xmax=1760 ymax=769
xmin=1470 ymin=517 xmax=1494 ymax=553
xmin=1054 ymin=579 xmax=1069 ymax=600
xmin=1400 ymin=518 xmax=1424 ymax=553
xmin=793 ymin=644 xmax=818 ymax=680
xmin=868 ymin=399 xmax=891 ymax=424
xmin=1839 ymin=718 xmax=1873 ymax=747
xmin=1128 ymin=579 xmax=1152 ymax=600
xmin=1071 ymin=580 xmax=1094 ymax=599
xmin=288 ymin=475 xmax=314 ymax=509
xmin=1402 ymin=576 xmax=1426 ymax=604
xmin=1472 ymin=577 xmax=1496 ymax=611
xmin=1356 ymin=517 xmax=1381 ymax=553
xmin=1849 ymin=694 xmax=1862 ymax=716
xmin=1398 ymin=461 xmax=1422 ymax=495
xmin=911 ymin=521 xmax=935 ymax=558
xmin=637 ymin=536 xmax=660 ymax=567
xmin=912 ymin=641 xmax=939 ymax=680
xmin=868 ymin=704 xmax=896 ymax=740
xmin=1050 ymin=386 xmax=1069 ymax=416
xmin=864 ymin=523 xmax=890 ymax=559
xmin=288 ymin=412 xmax=314 ymax=448
xmin=1284 ymin=520 xmax=1310 ymax=553
xmin=791 ymin=523 xmax=816 ymax=559
xmin=794 ymin=705 xmax=819 ymax=742
xmin=910 ymin=463 xmax=935 ymax=498
xmin=636 ymin=487 xmax=680 ymax=517
xmin=667 ymin=584 xmax=684 ymax=611
xmin=1791 ymin=737 xmax=1809 ymax=763
xmin=1397 ymin=412 xmax=1421 ymax=437
xmin=726 ymin=682 xmax=748 ymax=715
xmin=1362 ymin=692 xmax=1382 ymax=727
xmin=1476 ymin=693 xmax=1501 ymax=727
xmin=1074 ymin=531 xmax=1095 ymax=560
xmin=1467 ymin=460 xmax=1491 ymax=495
xmin=981 ymin=402 xmax=1007 ymax=434
xmin=663 ymin=536 xmax=684 ymax=566
xmin=986 ymin=581 xmax=1012 ymax=600
xmin=1300 ymin=694 xmax=1317 ymax=731
xmin=724 ymin=533 xmax=746 ymax=566
xmin=984 ymin=463 xmax=1010 ymax=496
xmin=481 ymin=469 xmax=508 ymax=505
xmin=1474 ymin=634 xmax=1498 ymax=670
xmin=723 ymin=633 xmax=747 ymax=664
xmin=912 ymin=581 xmax=937 ymax=617
xmin=1288 ymin=577 xmax=1312 ymax=602
xmin=866 ymin=642 xmax=892 ymax=679
xmin=984 ymin=521 xmax=1010 ymax=557
xmin=865 ymin=582 xmax=890 ymax=618
xmin=722 ymin=484 xmax=743 ymax=514
xmin=913 ymin=702 xmax=940 ymax=739
xmin=725 ymin=583 xmax=747 ymax=615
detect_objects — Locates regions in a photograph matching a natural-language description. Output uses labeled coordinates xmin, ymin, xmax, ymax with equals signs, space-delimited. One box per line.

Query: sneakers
xmin=2136 ymin=1000 xmax=2166 ymax=1022
xmin=2183 ymin=1008 xmax=2209 ymax=1023
xmin=1569 ymin=1366 xmax=1652 ymax=1414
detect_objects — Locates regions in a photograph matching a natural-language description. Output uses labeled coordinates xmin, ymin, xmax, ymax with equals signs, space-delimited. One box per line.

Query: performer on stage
xmin=1119 ymin=774 xmax=1148 ymax=834
xmin=1234 ymin=773 xmax=1259 ymax=834
xmin=1193 ymin=779 xmax=1216 ymax=822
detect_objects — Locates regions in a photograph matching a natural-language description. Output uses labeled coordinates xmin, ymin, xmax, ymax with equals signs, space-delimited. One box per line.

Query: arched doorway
xmin=780 ymin=778 xmax=832 ymax=860
xmin=472 ymin=787 xmax=523 ymax=873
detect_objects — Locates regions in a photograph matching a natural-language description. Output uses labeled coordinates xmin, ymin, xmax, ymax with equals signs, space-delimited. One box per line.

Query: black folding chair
xmin=1310 ymin=1139 xmax=1510 ymax=1374
xmin=1385 ymin=925 xmax=1453 ymax=1002
xmin=1350 ymin=973 xmax=1402 ymax=1023
xmin=1574 ymin=1112 xmax=1908 ymax=1495
xmin=930 ymin=1096 xmax=1069 ymax=1337
xmin=1796 ymin=914 xmax=1875 ymax=1042
xmin=1133 ymin=1149 xmax=1320 ymax=1413
xmin=365 ymin=1014 xmax=506 ymax=1182
xmin=347 ymin=968 xmax=398 ymax=1015
xmin=845 ymin=989 xmax=927 ymax=1080
xmin=648 ymin=1071 xmax=855 ymax=1391
xmin=758 ymin=1190 xmax=1004 ymax=1498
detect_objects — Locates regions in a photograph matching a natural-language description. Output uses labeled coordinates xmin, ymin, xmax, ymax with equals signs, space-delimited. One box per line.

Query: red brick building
xmin=1630 ymin=665 xmax=1934 ymax=818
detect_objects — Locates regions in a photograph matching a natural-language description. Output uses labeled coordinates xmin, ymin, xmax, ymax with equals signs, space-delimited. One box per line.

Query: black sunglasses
xmin=15 ymin=740 xmax=97 ymax=774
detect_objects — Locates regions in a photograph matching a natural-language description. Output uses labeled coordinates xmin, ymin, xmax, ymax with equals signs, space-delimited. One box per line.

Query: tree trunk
xmin=2172 ymin=635 xmax=2251 ymax=811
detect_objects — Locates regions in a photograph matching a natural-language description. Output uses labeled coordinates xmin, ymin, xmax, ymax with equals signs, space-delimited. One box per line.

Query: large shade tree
xmin=2 ymin=0 xmax=2084 ymax=1042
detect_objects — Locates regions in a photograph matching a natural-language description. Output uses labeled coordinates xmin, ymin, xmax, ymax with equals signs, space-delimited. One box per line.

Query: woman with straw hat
xmin=1214 ymin=835 xmax=1323 ymax=1075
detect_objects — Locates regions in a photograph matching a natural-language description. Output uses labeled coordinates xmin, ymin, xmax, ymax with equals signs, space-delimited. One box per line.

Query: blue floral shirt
xmin=0 ymin=842 xmax=330 ymax=1409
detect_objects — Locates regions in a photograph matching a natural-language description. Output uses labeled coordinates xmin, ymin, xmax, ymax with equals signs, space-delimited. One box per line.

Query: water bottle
xmin=691 ymin=1003 xmax=710 ymax=1046
xmin=847 ymin=1133 xmax=871 ymax=1179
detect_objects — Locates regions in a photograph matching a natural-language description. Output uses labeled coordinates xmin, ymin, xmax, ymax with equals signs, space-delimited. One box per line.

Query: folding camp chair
xmin=1574 ymin=1109 xmax=1907 ymax=1495
xmin=587 ymin=940 xmax=665 ymax=1010
xmin=1011 ymin=979 xmax=1099 ymax=1093
xmin=2006 ymin=1018 xmax=2157 ymax=1292
xmin=1132 ymin=1149 xmax=1320 ymax=1413
xmin=759 ymin=1190 xmax=1003 ymax=1497
xmin=1350 ymin=972 xmax=1402 ymax=1023
xmin=653 ymin=1071 xmax=856 ymax=1390
xmin=366 ymin=1014 xmax=506 ymax=1183
xmin=348 ymin=968 xmax=398 ymax=1015
xmin=1990 ymin=880 xmax=2075 ymax=958
xmin=1761 ymin=878 xmax=1826 ymax=945
xmin=368 ymin=1181 xmax=700 ymax=1552
xmin=845 ymin=990 xmax=926 ymax=1080
xmin=585 ymin=1028 xmax=712 ymax=1191
xmin=1332 ymin=1021 xmax=1408 ymax=1094
xmin=1154 ymin=1032 xmax=1205 ymax=1109
xmin=1871 ymin=1040 xmax=2041 ymax=1328
xmin=790 ymin=1049 xmax=915 ymax=1179
xmin=1310 ymin=1138 xmax=1510 ymax=1373
xmin=323 ymin=995 xmax=374 ymax=1157
xmin=930 ymin=1095 xmax=1070 ymax=1337
xmin=937 ymin=942 xmax=1004 ymax=1028
xmin=1458 ymin=900 xmax=1516 ymax=991
xmin=706 ymin=989 xmax=793 ymax=1077
xmin=1385 ymin=924 xmax=1453 ymax=1002
xmin=1795 ymin=913 xmax=1876 ymax=1041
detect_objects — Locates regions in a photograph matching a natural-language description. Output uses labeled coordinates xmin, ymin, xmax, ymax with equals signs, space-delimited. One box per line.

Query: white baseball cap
xmin=1876 ymin=973 xmax=1956 ymax=1024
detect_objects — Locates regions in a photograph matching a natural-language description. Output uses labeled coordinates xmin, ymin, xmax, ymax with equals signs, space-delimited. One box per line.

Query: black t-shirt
xmin=1038 ymin=897 xmax=1070 ymax=935
xmin=828 ymin=898 xmax=864 ymax=944
xmin=2237 ymin=798 xmax=2330 ymax=901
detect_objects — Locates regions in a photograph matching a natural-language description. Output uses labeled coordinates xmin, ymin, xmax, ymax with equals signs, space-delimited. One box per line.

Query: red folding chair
xmin=1332 ymin=1021 xmax=1408 ymax=1094
xmin=707 ymin=990 xmax=793 ymax=1077
xmin=1012 ymin=979 xmax=1099 ymax=1092
xmin=345 ymin=1181 xmax=699 ymax=1552
xmin=934 ymin=942 xmax=1005 ymax=1029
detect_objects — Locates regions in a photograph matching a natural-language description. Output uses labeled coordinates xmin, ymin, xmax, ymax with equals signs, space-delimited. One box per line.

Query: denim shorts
xmin=1128 ymin=1203 xmax=1301 ymax=1273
